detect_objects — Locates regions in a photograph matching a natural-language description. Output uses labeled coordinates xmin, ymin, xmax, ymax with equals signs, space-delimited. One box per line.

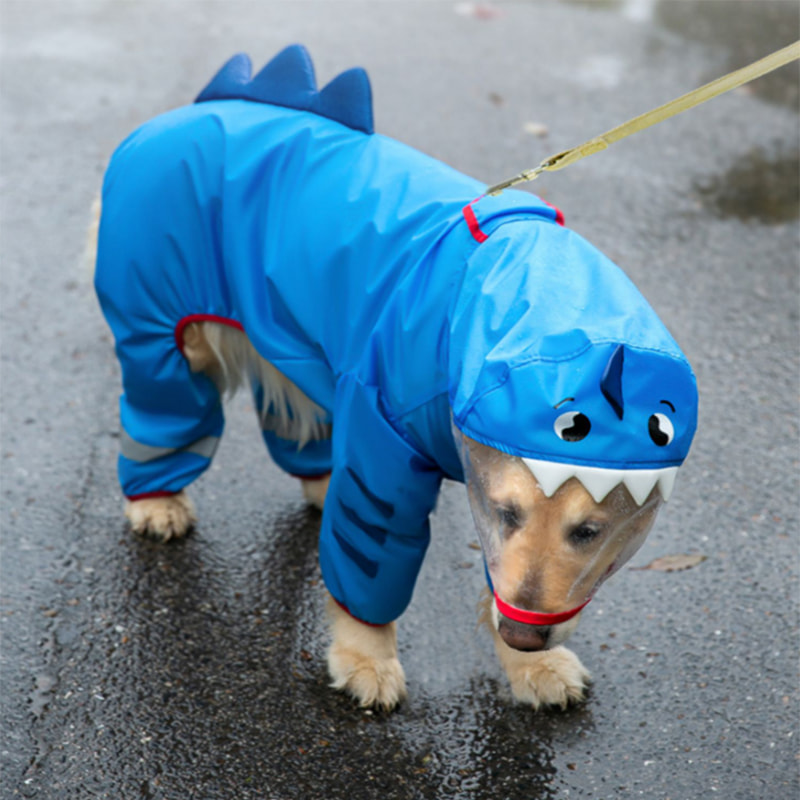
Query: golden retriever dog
xmin=90 ymin=47 xmax=697 ymax=711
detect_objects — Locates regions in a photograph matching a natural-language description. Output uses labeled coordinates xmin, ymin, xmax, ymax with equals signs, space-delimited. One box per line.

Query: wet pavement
xmin=1 ymin=2 xmax=798 ymax=798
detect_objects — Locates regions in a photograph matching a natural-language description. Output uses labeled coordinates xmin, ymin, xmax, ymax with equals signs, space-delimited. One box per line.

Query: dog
xmin=92 ymin=46 xmax=698 ymax=711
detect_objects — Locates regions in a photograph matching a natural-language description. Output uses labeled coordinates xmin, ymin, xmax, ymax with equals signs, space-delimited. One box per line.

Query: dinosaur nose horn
xmin=600 ymin=344 xmax=625 ymax=420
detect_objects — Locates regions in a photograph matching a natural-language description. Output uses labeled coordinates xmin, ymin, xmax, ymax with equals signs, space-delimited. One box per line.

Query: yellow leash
xmin=486 ymin=40 xmax=800 ymax=196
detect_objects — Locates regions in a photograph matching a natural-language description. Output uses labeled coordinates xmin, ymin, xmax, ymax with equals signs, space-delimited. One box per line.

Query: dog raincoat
xmin=95 ymin=47 xmax=698 ymax=625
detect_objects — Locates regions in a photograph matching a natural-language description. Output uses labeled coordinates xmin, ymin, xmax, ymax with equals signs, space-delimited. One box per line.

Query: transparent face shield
xmin=455 ymin=428 xmax=664 ymax=625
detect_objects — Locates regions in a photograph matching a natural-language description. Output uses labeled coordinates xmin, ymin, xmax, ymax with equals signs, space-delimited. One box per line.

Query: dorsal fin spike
xmin=195 ymin=53 xmax=252 ymax=103
xmin=195 ymin=46 xmax=375 ymax=134
xmin=249 ymin=44 xmax=318 ymax=110
xmin=315 ymin=67 xmax=374 ymax=134
xmin=601 ymin=344 xmax=625 ymax=420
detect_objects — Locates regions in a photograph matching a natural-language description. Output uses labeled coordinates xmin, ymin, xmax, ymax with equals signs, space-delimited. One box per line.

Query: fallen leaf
xmin=631 ymin=554 xmax=707 ymax=572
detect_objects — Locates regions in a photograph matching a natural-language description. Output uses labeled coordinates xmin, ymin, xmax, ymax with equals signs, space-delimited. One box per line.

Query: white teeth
xmin=622 ymin=469 xmax=662 ymax=505
xmin=526 ymin=459 xmax=576 ymax=498
xmin=656 ymin=467 xmax=678 ymax=502
xmin=578 ymin=468 xmax=626 ymax=504
xmin=522 ymin=458 xmax=679 ymax=506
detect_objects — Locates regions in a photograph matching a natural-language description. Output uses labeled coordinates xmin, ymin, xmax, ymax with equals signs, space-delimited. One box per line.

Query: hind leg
xmin=122 ymin=322 xmax=213 ymax=541
xmin=250 ymin=376 xmax=332 ymax=510
xmin=300 ymin=473 xmax=331 ymax=510
xmin=116 ymin=321 xmax=226 ymax=541
xmin=125 ymin=491 xmax=197 ymax=541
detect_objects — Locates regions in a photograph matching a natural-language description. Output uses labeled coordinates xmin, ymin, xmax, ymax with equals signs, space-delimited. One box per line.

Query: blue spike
xmin=600 ymin=344 xmax=625 ymax=420
xmin=195 ymin=46 xmax=375 ymax=134
xmin=247 ymin=44 xmax=317 ymax=110
xmin=195 ymin=53 xmax=252 ymax=103
xmin=315 ymin=67 xmax=374 ymax=134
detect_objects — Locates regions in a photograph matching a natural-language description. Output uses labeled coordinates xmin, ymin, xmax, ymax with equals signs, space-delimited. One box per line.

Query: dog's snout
xmin=497 ymin=616 xmax=550 ymax=652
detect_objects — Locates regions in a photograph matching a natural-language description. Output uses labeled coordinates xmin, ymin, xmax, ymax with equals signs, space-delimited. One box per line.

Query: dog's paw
xmin=327 ymin=643 xmax=407 ymax=711
xmin=300 ymin=473 xmax=330 ymax=511
xmin=124 ymin=491 xmax=196 ymax=542
xmin=503 ymin=646 xmax=591 ymax=710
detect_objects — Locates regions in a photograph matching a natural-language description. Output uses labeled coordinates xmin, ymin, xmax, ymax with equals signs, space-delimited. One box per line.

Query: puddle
xmin=694 ymin=145 xmax=800 ymax=224
xmin=559 ymin=0 xmax=799 ymax=110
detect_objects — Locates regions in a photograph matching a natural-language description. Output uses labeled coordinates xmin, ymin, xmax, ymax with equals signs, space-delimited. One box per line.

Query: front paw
xmin=124 ymin=491 xmax=196 ymax=542
xmin=327 ymin=643 xmax=407 ymax=711
xmin=503 ymin=646 xmax=591 ymax=709
xmin=326 ymin=597 xmax=406 ymax=710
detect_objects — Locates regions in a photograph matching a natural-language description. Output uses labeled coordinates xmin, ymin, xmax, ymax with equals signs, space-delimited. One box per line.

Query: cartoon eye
xmin=648 ymin=413 xmax=674 ymax=446
xmin=554 ymin=411 xmax=591 ymax=442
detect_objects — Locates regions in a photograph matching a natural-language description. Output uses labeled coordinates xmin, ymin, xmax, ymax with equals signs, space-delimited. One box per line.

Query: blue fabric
xmin=450 ymin=220 xmax=698 ymax=469
xmin=95 ymin=50 xmax=697 ymax=624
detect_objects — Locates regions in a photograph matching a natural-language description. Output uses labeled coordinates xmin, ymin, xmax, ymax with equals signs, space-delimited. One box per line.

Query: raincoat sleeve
xmin=115 ymin=344 xmax=225 ymax=500
xmin=318 ymin=374 xmax=444 ymax=625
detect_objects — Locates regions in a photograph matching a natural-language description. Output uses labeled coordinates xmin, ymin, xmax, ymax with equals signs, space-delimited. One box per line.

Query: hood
xmin=449 ymin=209 xmax=698 ymax=505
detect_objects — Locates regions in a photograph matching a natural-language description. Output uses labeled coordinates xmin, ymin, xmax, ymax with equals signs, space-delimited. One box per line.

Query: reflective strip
xmin=120 ymin=430 xmax=220 ymax=463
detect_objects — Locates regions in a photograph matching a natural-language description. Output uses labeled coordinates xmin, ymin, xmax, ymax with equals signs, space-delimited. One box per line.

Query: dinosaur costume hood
xmin=449 ymin=196 xmax=697 ymax=506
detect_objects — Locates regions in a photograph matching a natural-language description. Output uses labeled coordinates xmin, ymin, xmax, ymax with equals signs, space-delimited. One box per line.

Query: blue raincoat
xmin=95 ymin=47 xmax=697 ymax=625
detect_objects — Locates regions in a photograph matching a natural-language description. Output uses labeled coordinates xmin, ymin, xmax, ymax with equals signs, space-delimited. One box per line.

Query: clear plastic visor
xmin=455 ymin=428 xmax=662 ymax=615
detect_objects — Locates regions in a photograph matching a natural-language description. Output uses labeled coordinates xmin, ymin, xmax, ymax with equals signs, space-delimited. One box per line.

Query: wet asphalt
xmin=1 ymin=2 xmax=798 ymax=799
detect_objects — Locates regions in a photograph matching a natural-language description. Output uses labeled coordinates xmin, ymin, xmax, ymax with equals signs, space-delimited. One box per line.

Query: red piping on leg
xmin=293 ymin=472 xmax=332 ymax=481
xmin=126 ymin=490 xmax=179 ymax=502
xmin=332 ymin=597 xmax=389 ymax=628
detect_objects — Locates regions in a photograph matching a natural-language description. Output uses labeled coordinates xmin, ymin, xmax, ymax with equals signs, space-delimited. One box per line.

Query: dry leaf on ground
xmin=630 ymin=554 xmax=707 ymax=572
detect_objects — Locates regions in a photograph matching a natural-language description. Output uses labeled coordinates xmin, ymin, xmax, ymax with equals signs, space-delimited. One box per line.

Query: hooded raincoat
xmin=95 ymin=47 xmax=697 ymax=625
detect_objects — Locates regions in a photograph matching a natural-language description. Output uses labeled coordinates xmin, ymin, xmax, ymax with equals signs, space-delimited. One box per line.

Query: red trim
xmin=293 ymin=472 xmax=332 ymax=481
xmin=494 ymin=591 xmax=590 ymax=626
xmin=543 ymin=199 xmax=565 ymax=226
xmin=332 ymin=598 xmax=389 ymax=628
xmin=463 ymin=202 xmax=489 ymax=243
xmin=174 ymin=314 xmax=244 ymax=355
xmin=126 ymin=490 xmax=179 ymax=502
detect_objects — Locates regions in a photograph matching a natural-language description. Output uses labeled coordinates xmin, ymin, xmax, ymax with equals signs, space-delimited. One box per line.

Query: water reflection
xmin=694 ymin=145 xmax=799 ymax=224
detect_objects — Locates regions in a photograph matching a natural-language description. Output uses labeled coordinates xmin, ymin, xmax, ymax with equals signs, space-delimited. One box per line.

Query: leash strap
xmin=486 ymin=40 xmax=800 ymax=196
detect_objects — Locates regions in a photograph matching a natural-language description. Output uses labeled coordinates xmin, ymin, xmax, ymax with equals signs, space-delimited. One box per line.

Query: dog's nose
xmin=497 ymin=616 xmax=550 ymax=652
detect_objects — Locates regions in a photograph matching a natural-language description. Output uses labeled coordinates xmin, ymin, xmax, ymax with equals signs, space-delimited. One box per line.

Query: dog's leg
xmin=300 ymin=473 xmax=330 ymax=510
xmin=326 ymin=594 xmax=407 ymax=711
xmin=481 ymin=593 xmax=591 ymax=709
xmin=120 ymin=320 xmax=217 ymax=542
xmin=124 ymin=491 xmax=197 ymax=542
